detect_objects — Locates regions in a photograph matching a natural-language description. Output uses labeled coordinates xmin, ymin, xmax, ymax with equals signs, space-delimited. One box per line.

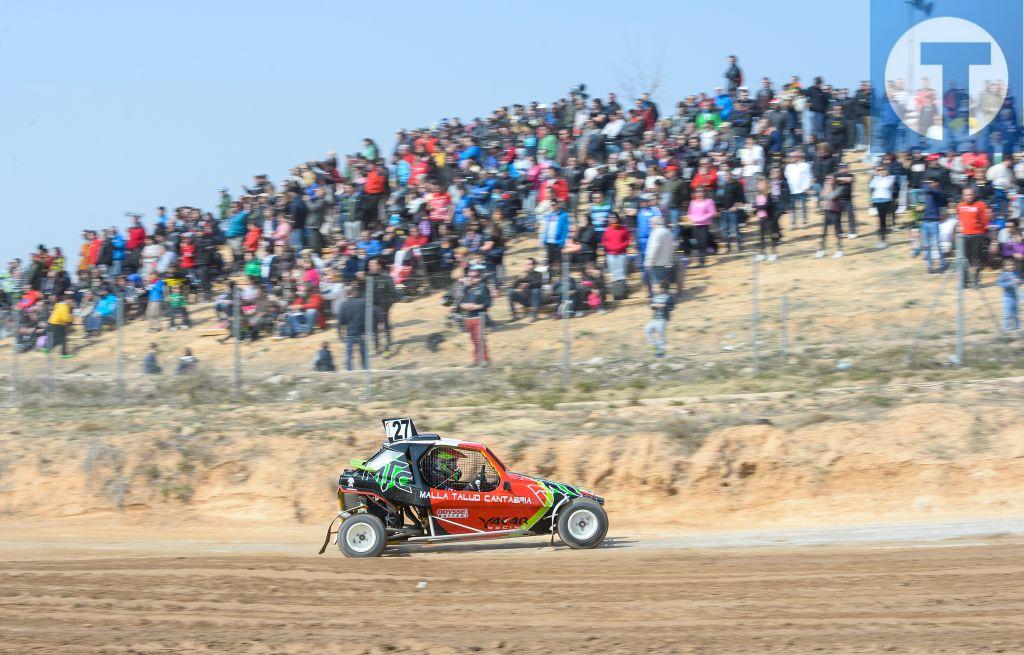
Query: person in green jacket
xmin=244 ymin=252 xmax=261 ymax=280
xmin=167 ymin=279 xmax=191 ymax=330
xmin=537 ymin=126 xmax=558 ymax=161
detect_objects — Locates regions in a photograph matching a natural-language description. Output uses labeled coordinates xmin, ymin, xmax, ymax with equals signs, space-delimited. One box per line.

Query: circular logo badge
xmin=885 ymin=17 xmax=1008 ymax=137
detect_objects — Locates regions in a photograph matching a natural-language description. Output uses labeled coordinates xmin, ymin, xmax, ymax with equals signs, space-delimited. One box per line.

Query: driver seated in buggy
xmin=423 ymin=446 xmax=496 ymax=492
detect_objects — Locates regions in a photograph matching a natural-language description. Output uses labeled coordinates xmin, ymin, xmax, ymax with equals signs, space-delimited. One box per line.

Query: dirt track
xmin=2 ymin=538 xmax=1023 ymax=655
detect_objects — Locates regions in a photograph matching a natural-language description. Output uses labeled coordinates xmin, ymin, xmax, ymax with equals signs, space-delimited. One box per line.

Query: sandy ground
xmin=1 ymin=532 xmax=1023 ymax=655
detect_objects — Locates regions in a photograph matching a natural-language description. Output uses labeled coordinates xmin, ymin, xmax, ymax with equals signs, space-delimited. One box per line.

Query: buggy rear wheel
xmin=557 ymin=499 xmax=609 ymax=549
xmin=338 ymin=514 xmax=387 ymax=558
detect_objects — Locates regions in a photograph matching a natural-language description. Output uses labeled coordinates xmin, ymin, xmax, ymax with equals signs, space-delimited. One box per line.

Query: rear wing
xmin=382 ymin=417 xmax=418 ymax=442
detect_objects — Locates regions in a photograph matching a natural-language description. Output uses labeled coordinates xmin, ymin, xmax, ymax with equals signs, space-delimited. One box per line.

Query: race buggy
xmin=319 ymin=418 xmax=608 ymax=557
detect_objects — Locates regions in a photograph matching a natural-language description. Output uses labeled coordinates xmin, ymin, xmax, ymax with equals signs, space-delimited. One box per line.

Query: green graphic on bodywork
xmin=521 ymin=478 xmax=582 ymax=530
xmin=373 ymin=461 xmax=413 ymax=492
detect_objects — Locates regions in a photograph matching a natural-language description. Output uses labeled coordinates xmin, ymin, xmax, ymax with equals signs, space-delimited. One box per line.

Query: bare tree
xmin=615 ymin=43 xmax=666 ymax=102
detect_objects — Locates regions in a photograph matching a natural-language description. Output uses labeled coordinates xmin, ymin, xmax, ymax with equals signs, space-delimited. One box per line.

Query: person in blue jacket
xmin=110 ymin=228 xmax=126 ymax=275
xmin=85 ymin=287 xmax=119 ymax=336
xmin=636 ymin=194 xmax=663 ymax=277
xmin=539 ymin=200 xmax=570 ymax=280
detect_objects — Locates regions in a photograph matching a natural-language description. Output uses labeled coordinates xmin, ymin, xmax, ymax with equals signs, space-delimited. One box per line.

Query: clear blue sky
xmin=0 ymin=1 xmax=869 ymax=268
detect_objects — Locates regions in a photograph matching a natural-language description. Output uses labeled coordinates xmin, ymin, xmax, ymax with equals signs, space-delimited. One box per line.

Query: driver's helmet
xmin=434 ymin=447 xmax=464 ymax=486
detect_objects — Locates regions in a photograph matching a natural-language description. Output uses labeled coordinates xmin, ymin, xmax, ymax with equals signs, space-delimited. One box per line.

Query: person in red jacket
xmin=537 ymin=166 xmax=569 ymax=205
xmin=179 ymin=235 xmax=196 ymax=287
xmin=243 ymin=223 xmax=262 ymax=254
xmin=280 ymin=285 xmax=324 ymax=337
xmin=957 ymin=187 xmax=991 ymax=287
xmin=690 ymin=159 xmax=718 ymax=191
xmin=126 ymin=215 xmax=146 ymax=251
xmin=87 ymin=232 xmax=103 ymax=268
xmin=362 ymin=163 xmax=388 ymax=226
xmin=601 ymin=211 xmax=631 ymax=282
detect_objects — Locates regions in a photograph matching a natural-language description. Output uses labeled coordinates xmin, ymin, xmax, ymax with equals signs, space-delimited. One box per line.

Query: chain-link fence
xmin=2 ymin=218 xmax=1021 ymax=409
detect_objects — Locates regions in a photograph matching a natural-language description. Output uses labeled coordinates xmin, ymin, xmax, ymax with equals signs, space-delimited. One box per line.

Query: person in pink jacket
xmin=687 ymin=186 xmax=717 ymax=266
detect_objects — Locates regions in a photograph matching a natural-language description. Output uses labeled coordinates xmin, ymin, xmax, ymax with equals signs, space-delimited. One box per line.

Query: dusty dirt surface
xmin=1 ymin=537 xmax=1023 ymax=655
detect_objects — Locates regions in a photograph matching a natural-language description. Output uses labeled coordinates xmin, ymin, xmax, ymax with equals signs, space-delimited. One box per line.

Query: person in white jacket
xmin=784 ymin=150 xmax=813 ymax=228
xmin=644 ymin=216 xmax=677 ymax=297
xmin=738 ymin=136 xmax=765 ymax=203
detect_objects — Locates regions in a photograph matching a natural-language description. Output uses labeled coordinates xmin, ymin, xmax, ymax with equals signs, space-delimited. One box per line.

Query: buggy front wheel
xmin=557 ymin=499 xmax=609 ymax=549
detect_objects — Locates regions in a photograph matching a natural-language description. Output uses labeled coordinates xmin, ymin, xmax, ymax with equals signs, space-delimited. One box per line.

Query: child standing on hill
xmin=46 ymin=293 xmax=74 ymax=358
xmin=644 ymin=282 xmax=675 ymax=358
xmin=998 ymin=258 xmax=1021 ymax=332
xmin=167 ymin=278 xmax=191 ymax=330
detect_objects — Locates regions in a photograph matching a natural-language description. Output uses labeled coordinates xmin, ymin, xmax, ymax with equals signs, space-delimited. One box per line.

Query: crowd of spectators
xmin=3 ymin=55 xmax=1024 ymax=366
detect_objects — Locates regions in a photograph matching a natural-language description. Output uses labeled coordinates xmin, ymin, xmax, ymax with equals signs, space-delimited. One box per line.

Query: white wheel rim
xmin=566 ymin=508 xmax=599 ymax=541
xmin=345 ymin=523 xmax=378 ymax=553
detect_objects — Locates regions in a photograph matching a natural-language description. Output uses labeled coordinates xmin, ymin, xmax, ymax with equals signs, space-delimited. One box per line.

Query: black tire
xmin=338 ymin=514 xmax=387 ymax=558
xmin=557 ymin=499 xmax=609 ymax=549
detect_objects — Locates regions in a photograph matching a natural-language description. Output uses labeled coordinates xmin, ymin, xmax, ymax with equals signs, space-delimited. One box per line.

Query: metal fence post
xmin=751 ymin=254 xmax=760 ymax=376
xmin=116 ymin=290 xmax=125 ymax=404
xmin=561 ymin=249 xmax=570 ymax=389
xmin=364 ymin=276 xmax=374 ymax=399
xmin=10 ymin=311 xmax=19 ymax=408
xmin=780 ymin=293 xmax=789 ymax=364
xmin=956 ymin=234 xmax=965 ymax=367
xmin=45 ymin=341 xmax=54 ymax=396
xmin=476 ymin=291 xmax=486 ymax=371
xmin=233 ymin=287 xmax=241 ymax=398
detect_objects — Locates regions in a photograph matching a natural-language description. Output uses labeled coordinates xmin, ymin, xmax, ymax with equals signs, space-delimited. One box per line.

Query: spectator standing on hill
xmin=715 ymin=169 xmax=744 ymax=253
xmin=868 ymin=165 xmax=897 ymax=249
xmin=920 ymin=178 xmax=948 ymax=273
xmin=644 ymin=282 xmax=675 ymax=358
xmin=458 ymin=269 xmax=492 ymax=366
xmin=602 ymin=212 xmax=631 ymax=283
xmin=687 ymin=187 xmax=716 ymax=267
xmin=817 ymin=175 xmax=845 ymax=259
xmin=998 ymin=259 xmax=1021 ymax=332
xmin=725 ymin=55 xmax=743 ymax=96
xmin=365 ymin=258 xmax=396 ymax=354
xmin=784 ymin=151 xmax=812 ymax=227
xmin=958 ymin=186 xmax=991 ymax=288
xmin=46 ymin=293 xmax=73 ymax=358
xmin=539 ymin=201 xmax=570 ymax=279
xmin=644 ymin=216 xmax=676 ymax=296
xmin=146 ymin=275 xmax=165 ymax=332
xmin=167 ymin=280 xmax=191 ymax=330
xmin=754 ymin=178 xmax=782 ymax=261
xmin=337 ymin=284 xmax=367 ymax=371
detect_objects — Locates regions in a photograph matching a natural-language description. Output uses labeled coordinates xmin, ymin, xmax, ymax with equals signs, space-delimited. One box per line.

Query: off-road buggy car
xmin=319 ymin=418 xmax=608 ymax=557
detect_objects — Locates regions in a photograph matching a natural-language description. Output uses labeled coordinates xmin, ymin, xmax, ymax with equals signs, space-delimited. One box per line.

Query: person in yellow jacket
xmin=46 ymin=294 xmax=74 ymax=358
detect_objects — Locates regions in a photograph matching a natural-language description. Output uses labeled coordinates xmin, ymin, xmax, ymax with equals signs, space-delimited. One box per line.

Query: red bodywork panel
xmin=427 ymin=442 xmax=549 ymax=536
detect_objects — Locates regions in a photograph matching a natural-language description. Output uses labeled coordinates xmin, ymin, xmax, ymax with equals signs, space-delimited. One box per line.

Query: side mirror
xmin=503 ymin=481 xmax=512 ymax=492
